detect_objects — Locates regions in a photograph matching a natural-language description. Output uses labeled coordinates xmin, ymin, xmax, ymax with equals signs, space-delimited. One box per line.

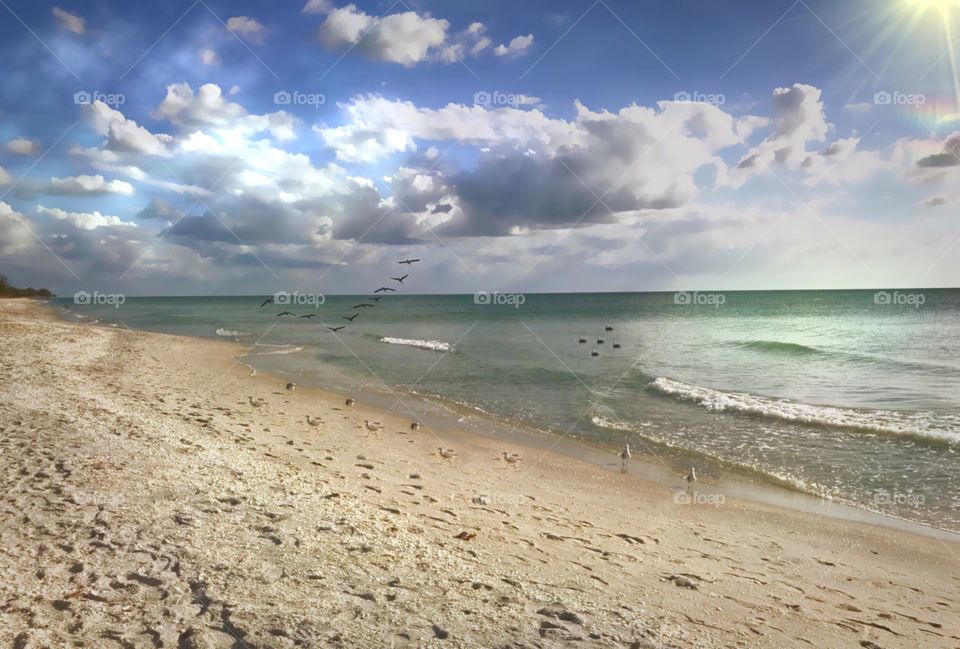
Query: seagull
xmin=409 ymin=421 xmax=421 ymax=431
xmin=326 ymin=325 xmax=345 ymax=332
xmin=390 ymin=274 xmax=409 ymax=284
xmin=620 ymin=444 xmax=631 ymax=468
xmin=374 ymin=287 xmax=396 ymax=293
xmin=437 ymin=447 xmax=457 ymax=463
xmin=579 ymin=336 xmax=587 ymax=343
xmin=277 ymin=311 xmax=296 ymax=317
xmin=345 ymin=397 xmax=355 ymax=407
xmin=306 ymin=415 xmax=322 ymax=428
xmin=353 ymin=303 xmax=374 ymax=309
xmin=248 ymin=367 xmax=256 ymax=377
xmin=364 ymin=419 xmax=383 ymax=434
xmin=612 ymin=342 xmax=621 ymax=349
xmin=399 ymin=259 xmax=420 ymax=265
xmin=343 ymin=313 xmax=359 ymax=322
xmin=300 ymin=313 xmax=318 ymax=318
xmin=685 ymin=467 xmax=697 ymax=492
xmin=502 ymin=452 xmax=522 ymax=469
xmin=259 ymin=298 xmax=273 ymax=308
xmin=285 ymin=382 xmax=296 ymax=391
xmin=248 ymin=396 xmax=264 ymax=409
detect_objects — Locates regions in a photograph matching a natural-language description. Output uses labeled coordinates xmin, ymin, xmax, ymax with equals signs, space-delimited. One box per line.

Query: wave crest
xmin=379 ymin=336 xmax=451 ymax=352
xmin=647 ymin=377 xmax=960 ymax=446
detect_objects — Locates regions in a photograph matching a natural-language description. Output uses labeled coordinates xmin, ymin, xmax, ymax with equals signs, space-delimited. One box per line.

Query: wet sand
xmin=1 ymin=299 xmax=958 ymax=648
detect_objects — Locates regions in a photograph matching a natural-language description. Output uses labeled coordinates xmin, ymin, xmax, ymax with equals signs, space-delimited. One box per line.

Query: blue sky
xmin=0 ymin=0 xmax=958 ymax=295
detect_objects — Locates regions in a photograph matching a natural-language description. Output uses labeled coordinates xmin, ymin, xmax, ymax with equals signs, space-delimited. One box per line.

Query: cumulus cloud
xmin=153 ymin=82 xmax=297 ymax=141
xmin=83 ymin=101 xmax=172 ymax=157
xmin=47 ymin=175 xmax=134 ymax=196
xmin=728 ymin=83 xmax=829 ymax=187
xmin=302 ymin=0 xmax=334 ymax=14
xmin=52 ymin=7 xmax=85 ymax=34
xmin=226 ymin=16 xmax=265 ymax=43
xmin=314 ymin=5 xmax=531 ymax=66
xmin=5 ymin=137 xmax=41 ymax=156
xmin=37 ymin=205 xmax=136 ymax=230
xmin=494 ymin=34 xmax=533 ymax=57
xmin=198 ymin=48 xmax=220 ymax=66
xmin=916 ymin=132 xmax=960 ymax=168
xmin=0 ymin=166 xmax=11 ymax=185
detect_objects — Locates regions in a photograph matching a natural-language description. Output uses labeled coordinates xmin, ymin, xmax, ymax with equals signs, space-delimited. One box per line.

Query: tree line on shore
xmin=0 ymin=275 xmax=54 ymax=298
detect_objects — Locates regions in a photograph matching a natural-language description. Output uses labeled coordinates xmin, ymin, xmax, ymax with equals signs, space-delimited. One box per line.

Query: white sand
xmin=1 ymin=299 xmax=958 ymax=648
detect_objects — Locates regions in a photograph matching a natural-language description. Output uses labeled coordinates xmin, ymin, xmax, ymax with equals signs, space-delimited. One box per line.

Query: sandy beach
xmin=1 ymin=299 xmax=958 ymax=649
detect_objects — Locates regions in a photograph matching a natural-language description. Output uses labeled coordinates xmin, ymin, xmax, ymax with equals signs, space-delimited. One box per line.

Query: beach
xmin=1 ymin=299 xmax=958 ymax=649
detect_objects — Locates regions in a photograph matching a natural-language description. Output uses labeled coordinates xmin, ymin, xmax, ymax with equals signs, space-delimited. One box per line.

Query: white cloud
xmin=302 ymin=0 xmax=334 ymax=14
xmin=48 ymin=174 xmax=135 ymax=196
xmin=494 ymin=34 xmax=533 ymax=57
xmin=5 ymin=137 xmax=41 ymax=156
xmin=0 ymin=166 xmax=11 ymax=185
xmin=83 ymin=101 xmax=172 ymax=157
xmin=52 ymin=7 xmax=85 ymax=34
xmin=198 ymin=48 xmax=220 ymax=66
xmin=226 ymin=16 xmax=265 ymax=43
xmin=37 ymin=205 xmax=137 ymax=230
xmin=317 ymin=5 xmax=448 ymax=67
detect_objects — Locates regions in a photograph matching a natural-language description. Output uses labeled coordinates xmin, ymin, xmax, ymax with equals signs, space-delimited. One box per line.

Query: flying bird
xmin=277 ymin=311 xmax=296 ymax=317
xmin=369 ymin=296 xmax=384 ymax=302
xmin=353 ymin=303 xmax=374 ymax=309
xmin=326 ymin=325 xmax=345 ymax=332
xmin=398 ymin=259 xmax=420 ymax=265
xmin=597 ymin=338 xmax=605 ymax=344
xmin=390 ymin=274 xmax=409 ymax=284
xmin=374 ymin=287 xmax=396 ymax=293
xmin=259 ymin=298 xmax=273 ymax=308
xmin=343 ymin=313 xmax=359 ymax=322
xmin=300 ymin=313 xmax=318 ymax=318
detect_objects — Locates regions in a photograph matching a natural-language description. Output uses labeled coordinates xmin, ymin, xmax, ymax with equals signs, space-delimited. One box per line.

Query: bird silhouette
xmin=398 ymin=259 xmax=420 ymax=265
xmin=368 ymin=296 xmax=384 ymax=302
xmin=353 ymin=303 xmax=374 ymax=309
xmin=374 ymin=287 xmax=396 ymax=293
xmin=300 ymin=313 xmax=318 ymax=318
xmin=326 ymin=325 xmax=346 ymax=332
xmin=259 ymin=298 xmax=273 ymax=308
xmin=390 ymin=274 xmax=409 ymax=284
xmin=277 ymin=311 xmax=296 ymax=317
xmin=343 ymin=313 xmax=359 ymax=322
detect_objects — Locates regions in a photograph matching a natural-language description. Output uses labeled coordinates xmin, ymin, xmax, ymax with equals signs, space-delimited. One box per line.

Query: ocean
xmin=57 ymin=289 xmax=960 ymax=533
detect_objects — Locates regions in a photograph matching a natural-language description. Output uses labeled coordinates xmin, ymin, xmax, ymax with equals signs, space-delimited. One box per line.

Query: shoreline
xmin=4 ymin=298 xmax=959 ymax=648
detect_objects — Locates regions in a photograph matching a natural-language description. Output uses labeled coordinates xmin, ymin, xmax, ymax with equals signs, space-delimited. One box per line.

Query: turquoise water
xmin=58 ymin=290 xmax=960 ymax=531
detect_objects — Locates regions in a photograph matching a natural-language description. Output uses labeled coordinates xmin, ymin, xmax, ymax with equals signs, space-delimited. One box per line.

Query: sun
xmin=905 ymin=0 xmax=959 ymax=12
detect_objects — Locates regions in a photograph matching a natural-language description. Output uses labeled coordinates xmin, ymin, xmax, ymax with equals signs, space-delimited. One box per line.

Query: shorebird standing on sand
xmin=305 ymin=415 xmax=322 ymax=428
xmin=620 ymin=444 xmax=631 ymax=468
xmin=685 ymin=467 xmax=697 ymax=492
xmin=364 ymin=419 xmax=383 ymax=436
xmin=285 ymin=382 xmax=296 ymax=392
xmin=410 ymin=421 xmax=421 ymax=431
xmin=248 ymin=396 xmax=264 ymax=409
xmin=345 ymin=397 xmax=355 ymax=407
xmin=437 ymin=447 xmax=457 ymax=463
xmin=502 ymin=452 xmax=522 ymax=469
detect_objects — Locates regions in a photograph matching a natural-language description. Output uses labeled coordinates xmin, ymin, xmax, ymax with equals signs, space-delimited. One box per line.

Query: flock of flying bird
xmin=258 ymin=258 xmax=421 ymax=331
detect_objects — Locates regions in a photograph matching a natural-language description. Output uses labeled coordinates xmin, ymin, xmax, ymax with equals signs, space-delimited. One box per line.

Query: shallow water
xmin=58 ymin=289 xmax=960 ymax=531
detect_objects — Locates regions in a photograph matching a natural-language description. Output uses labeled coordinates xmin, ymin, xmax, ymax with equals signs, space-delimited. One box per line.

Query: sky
xmin=0 ymin=0 xmax=959 ymax=296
